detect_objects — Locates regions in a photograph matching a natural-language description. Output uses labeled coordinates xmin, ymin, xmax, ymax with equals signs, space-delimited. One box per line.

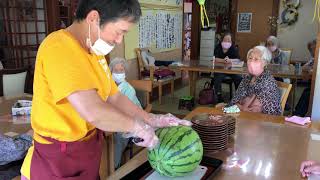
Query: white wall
xmin=277 ymin=0 xmax=318 ymax=61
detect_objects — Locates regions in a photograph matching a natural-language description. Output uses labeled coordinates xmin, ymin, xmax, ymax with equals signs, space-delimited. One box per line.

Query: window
xmin=0 ymin=0 xmax=47 ymax=68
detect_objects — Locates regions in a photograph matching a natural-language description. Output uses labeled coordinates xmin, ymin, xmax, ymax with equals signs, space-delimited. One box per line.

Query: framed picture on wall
xmin=237 ymin=13 xmax=252 ymax=33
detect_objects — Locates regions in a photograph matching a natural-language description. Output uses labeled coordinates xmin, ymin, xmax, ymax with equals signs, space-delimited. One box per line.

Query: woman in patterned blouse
xmin=228 ymin=46 xmax=282 ymax=115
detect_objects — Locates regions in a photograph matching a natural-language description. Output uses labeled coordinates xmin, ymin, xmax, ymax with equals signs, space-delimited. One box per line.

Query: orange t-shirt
xmin=21 ymin=29 xmax=118 ymax=179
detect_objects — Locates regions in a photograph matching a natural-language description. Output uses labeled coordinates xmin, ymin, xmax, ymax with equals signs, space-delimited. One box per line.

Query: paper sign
xmin=237 ymin=13 xmax=252 ymax=33
xmin=4 ymin=131 xmax=19 ymax=137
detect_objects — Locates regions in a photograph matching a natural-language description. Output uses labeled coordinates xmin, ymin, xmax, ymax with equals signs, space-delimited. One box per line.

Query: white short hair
xmin=267 ymin=35 xmax=279 ymax=46
xmin=247 ymin=45 xmax=272 ymax=64
xmin=109 ymin=57 xmax=128 ymax=73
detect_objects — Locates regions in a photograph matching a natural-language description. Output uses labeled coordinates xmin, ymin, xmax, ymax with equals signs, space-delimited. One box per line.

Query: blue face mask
xmin=112 ymin=73 xmax=126 ymax=84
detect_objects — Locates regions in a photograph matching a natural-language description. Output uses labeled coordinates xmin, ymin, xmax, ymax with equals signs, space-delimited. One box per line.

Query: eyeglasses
xmin=247 ymin=57 xmax=261 ymax=62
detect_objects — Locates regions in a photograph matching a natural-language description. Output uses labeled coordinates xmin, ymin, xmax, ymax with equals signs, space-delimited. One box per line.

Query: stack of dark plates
xmin=191 ymin=114 xmax=228 ymax=152
xmin=226 ymin=116 xmax=236 ymax=136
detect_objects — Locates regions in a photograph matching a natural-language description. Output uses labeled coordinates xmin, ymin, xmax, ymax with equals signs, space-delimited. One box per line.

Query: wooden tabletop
xmin=109 ymin=107 xmax=320 ymax=180
xmin=170 ymin=60 xmax=312 ymax=79
xmin=0 ymin=95 xmax=32 ymax=134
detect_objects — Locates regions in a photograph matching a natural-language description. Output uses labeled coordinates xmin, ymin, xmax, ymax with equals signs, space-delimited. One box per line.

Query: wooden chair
xmin=280 ymin=48 xmax=293 ymax=65
xmin=210 ymin=76 xmax=233 ymax=101
xmin=135 ymin=48 xmax=175 ymax=105
xmin=277 ymin=81 xmax=292 ymax=114
xmin=0 ymin=67 xmax=31 ymax=97
xmin=99 ymin=132 xmax=115 ymax=180
xmin=223 ymin=77 xmax=234 ymax=100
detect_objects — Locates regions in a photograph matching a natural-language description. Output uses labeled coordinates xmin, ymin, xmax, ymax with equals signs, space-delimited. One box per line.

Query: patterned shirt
xmin=0 ymin=134 xmax=32 ymax=165
xmin=229 ymin=70 xmax=282 ymax=115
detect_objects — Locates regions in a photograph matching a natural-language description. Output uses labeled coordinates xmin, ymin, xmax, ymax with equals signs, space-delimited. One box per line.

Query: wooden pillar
xmin=46 ymin=0 xmax=59 ymax=33
xmin=190 ymin=1 xmax=200 ymax=60
xmin=270 ymin=0 xmax=280 ymax=36
xmin=230 ymin=0 xmax=238 ymax=41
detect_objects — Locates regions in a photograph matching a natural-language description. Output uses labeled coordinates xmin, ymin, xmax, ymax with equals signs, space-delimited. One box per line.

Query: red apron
xmin=30 ymin=129 xmax=103 ymax=180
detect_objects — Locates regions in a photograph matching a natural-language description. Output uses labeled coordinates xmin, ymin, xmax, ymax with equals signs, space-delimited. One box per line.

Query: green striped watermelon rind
xmin=148 ymin=126 xmax=204 ymax=177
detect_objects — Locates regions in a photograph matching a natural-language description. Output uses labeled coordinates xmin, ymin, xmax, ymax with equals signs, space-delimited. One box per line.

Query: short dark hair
xmin=75 ymin=0 xmax=141 ymax=25
xmin=222 ymin=32 xmax=232 ymax=39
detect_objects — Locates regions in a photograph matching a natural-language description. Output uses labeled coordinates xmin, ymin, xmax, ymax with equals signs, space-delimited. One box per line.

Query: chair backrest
xmin=276 ymin=81 xmax=292 ymax=114
xmin=135 ymin=48 xmax=152 ymax=78
xmin=280 ymin=48 xmax=293 ymax=65
xmin=128 ymin=79 xmax=152 ymax=112
xmin=0 ymin=67 xmax=29 ymax=97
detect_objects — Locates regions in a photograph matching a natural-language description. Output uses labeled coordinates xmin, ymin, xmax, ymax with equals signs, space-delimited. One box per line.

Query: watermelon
xmin=148 ymin=126 xmax=203 ymax=177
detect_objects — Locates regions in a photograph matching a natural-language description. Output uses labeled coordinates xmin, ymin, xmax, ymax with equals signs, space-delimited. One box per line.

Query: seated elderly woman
xmin=109 ymin=57 xmax=142 ymax=169
xmin=294 ymin=39 xmax=316 ymax=117
xmin=110 ymin=57 xmax=142 ymax=108
xmin=302 ymin=39 xmax=316 ymax=71
xmin=266 ymin=36 xmax=288 ymax=65
xmin=227 ymin=46 xmax=282 ymax=115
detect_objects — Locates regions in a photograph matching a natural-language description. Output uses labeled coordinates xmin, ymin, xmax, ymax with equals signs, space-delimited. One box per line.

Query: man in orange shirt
xmin=21 ymin=0 xmax=191 ymax=179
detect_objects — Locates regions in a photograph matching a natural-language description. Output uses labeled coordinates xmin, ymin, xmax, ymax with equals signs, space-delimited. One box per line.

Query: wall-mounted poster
xmin=237 ymin=13 xmax=252 ymax=32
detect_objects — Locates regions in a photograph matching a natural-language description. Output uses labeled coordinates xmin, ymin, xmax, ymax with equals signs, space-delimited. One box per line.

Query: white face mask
xmin=86 ymin=23 xmax=114 ymax=56
xmin=112 ymin=73 xmax=126 ymax=84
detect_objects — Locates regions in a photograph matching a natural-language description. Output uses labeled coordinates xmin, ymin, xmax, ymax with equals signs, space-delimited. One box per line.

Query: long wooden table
xmin=170 ymin=61 xmax=312 ymax=114
xmin=108 ymin=107 xmax=320 ymax=180
xmin=0 ymin=95 xmax=115 ymax=180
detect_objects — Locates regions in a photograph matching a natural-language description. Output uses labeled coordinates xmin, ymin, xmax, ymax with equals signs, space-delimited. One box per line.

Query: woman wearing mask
xmin=110 ymin=57 xmax=142 ymax=108
xmin=302 ymin=39 xmax=316 ymax=71
xmin=212 ymin=32 xmax=242 ymax=102
xmin=20 ymin=0 xmax=191 ymax=180
xmin=227 ymin=46 xmax=282 ymax=115
xmin=266 ymin=36 xmax=288 ymax=65
xmin=109 ymin=57 xmax=141 ymax=169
